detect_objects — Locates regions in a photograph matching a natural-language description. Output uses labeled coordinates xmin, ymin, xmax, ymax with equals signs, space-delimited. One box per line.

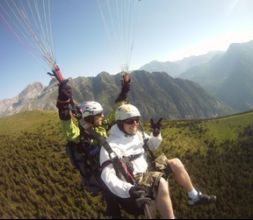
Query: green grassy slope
xmin=0 ymin=111 xmax=108 ymax=218
xmin=0 ymin=111 xmax=252 ymax=218
xmin=0 ymin=111 xmax=58 ymax=135
xmin=205 ymin=111 xmax=253 ymax=142
xmin=158 ymin=111 xmax=253 ymax=218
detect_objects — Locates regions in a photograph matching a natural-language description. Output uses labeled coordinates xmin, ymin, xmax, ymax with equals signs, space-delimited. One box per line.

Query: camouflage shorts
xmin=153 ymin=153 xmax=172 ymax=177
xmin=134 ymin=171 xmax=163 ymax=199
xmin=134 ymin=153 xmax=172 ymax=198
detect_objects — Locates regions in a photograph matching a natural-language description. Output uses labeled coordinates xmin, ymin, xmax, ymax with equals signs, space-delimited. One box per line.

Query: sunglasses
xmin=123 ymin=117 xmax=140 ymax=125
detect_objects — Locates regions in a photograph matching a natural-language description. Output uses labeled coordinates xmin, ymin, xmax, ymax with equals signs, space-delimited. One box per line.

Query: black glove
xmin=115 ymin=73 xmax=131 ymax=103
xmin=129 ymin=185 xmax=146 ymax=199
xmin=121 ymin=73 xmax=131 ymax=93
xmin=58 ymin=80 xmax=72 ymax=102
xmin=150 ymin=118 xmax=163 ymax=137
xmin=56 ymin=80 xmax=72 ymax=120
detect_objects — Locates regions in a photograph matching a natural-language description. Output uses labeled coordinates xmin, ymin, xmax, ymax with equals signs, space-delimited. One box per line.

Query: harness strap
xmin=139 ymin=123 xmax=156 ymax=162
xmin=125 ymin=153 xmax=143 ymax=161
xmin=100 ymin=157 xmax=137 ymax=184
xmin=101 ymin=160 xmax=113 ymax=171
xmin=101 ymin=153 xmax=143 ymax=171
xmin=112 ymin=157 xmax=136 ymax=184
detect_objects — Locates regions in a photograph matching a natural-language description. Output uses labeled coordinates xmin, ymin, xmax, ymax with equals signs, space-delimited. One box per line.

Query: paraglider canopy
xmin=97 ymin=0 xmax=141 ymax=73
xmin=0 ymin=0 xmax=57 ymax=71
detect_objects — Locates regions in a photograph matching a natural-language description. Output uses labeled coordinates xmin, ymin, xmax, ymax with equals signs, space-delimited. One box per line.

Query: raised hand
xmin=150 ymin=118 xmax=163 ymax=137
xmin=121 ymin=72 xmax=131 ymax=93
xmin=58 ymin=80 xmax=72 ymax=102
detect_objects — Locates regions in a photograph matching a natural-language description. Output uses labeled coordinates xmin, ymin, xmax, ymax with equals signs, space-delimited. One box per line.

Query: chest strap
xmin=100 ymin=153 xmax=143 ymax=171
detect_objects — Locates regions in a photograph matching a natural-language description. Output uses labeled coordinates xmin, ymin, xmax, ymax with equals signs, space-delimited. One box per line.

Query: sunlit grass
xmin=0 ymin=110 xmax=252 ymax=218
xmin=0 ymin=111 xmax=59 ymax=135
xmin=204 ymin=111 xmax=253 ymax=142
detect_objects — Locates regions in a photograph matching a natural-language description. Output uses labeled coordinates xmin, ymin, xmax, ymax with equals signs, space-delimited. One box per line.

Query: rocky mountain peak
xmin=18 ymin=82 xmax=44 ymax=101
xmin=0 ymin=71 xmax=232 ymax=119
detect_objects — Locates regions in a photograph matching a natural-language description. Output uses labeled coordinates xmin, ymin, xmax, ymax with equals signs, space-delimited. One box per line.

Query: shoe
xmin=189 ymin=191 xmax=217 ymax=206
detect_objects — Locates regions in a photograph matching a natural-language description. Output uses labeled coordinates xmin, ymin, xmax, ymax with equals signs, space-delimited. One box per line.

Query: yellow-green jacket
xmin=60 ymin=101 xmax=125 ymax=144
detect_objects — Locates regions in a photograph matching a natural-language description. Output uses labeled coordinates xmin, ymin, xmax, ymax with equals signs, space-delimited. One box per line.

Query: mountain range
xmin=2 ymin=40 xmax=253 ymax=118
xmin=179 ymin=40 xmax=253 ymax=111
xmin=0 ymin=71 xmax=231 ymax=119
xmin=139 ymin=51 xmax=223 ymax=77
xmin=141 ymin=40 xmax=253 ymax=112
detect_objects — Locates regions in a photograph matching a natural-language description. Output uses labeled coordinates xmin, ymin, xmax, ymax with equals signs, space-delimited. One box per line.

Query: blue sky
xmin=1 ymin=0 xmax=253 ymax=100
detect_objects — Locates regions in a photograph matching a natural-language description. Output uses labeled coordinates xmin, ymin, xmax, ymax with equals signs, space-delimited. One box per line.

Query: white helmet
xmin=79 ymin=101 xmax=103 ymax=118
xmin=115 ymin=104 xmax=141 ymax=121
